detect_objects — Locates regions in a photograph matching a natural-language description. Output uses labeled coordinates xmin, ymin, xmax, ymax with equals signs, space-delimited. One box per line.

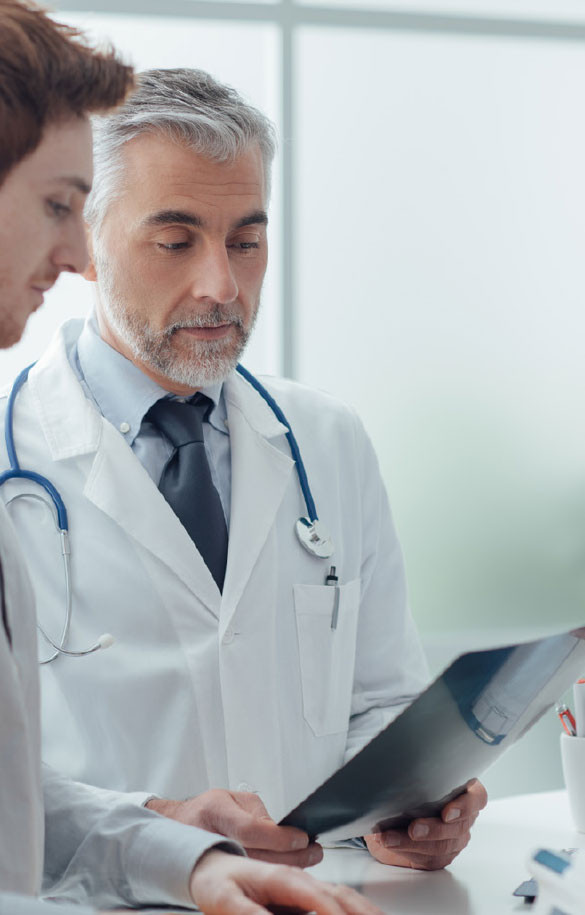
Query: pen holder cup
xmin=561 ymin=733 xmax=585 ymax=832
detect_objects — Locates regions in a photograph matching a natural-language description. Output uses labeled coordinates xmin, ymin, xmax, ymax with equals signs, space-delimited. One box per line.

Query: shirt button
xmin=119 ymin=421 xmax=130 ymax=434
xmin=222 ymin=627 xmax=235 ymax=645
xmin=237 ymin=782 xmax=256 ymax=793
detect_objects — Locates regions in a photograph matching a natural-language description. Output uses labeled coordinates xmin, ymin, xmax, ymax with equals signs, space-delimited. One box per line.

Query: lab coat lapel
xmin=28 ymin=323 xmax=220 ymax=618
xmin=84 ymin=422 xmax=220 ymax=617
xmin=221 ymin=372 xmax=294 ymax=627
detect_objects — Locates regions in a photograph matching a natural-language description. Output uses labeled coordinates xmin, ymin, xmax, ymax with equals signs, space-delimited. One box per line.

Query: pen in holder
xmin=573 ymin=679 xmax=585 ymax=736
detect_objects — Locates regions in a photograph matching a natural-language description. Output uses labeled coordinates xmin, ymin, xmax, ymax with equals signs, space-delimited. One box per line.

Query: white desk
xmin=308 ymin=791 xmax=585 ymax=914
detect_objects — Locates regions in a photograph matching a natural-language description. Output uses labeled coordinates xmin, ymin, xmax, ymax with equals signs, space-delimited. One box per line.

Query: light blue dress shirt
xmin=71 ymin=315 xmax=232 ymax=528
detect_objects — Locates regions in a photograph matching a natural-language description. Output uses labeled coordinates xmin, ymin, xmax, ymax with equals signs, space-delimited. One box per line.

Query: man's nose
xmin=190 ymin=242 xmax=238 ymax=304
xmin=52 ymin=217 xmax=90 ymax=276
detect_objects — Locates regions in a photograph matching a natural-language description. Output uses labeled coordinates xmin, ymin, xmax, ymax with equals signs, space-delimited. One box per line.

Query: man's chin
xmin=0 ymin=317 xmax=26 ymax=350
xmin=159 ymin=339 xmax=246 ymax=387
xmin=163 ymin=362 xmax=238 ymax=389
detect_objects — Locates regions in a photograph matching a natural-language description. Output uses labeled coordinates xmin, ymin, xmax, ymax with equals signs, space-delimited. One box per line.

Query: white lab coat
xmin=0 ymin=319 xmax=429 ymax=822
xmin=0 ymin=475 xmax=242 ymax=913
xmin=0 ymin=499 xmax=44 ymax=900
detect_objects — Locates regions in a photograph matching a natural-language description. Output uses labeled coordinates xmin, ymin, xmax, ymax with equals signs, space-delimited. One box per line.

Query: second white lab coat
xmin=0 ymin=500 xmax=43 ymax=898
xmin=0 ymin=319 xmax=429 ymax=822
xmin=0 ymin=495 xmax=243 ymax=915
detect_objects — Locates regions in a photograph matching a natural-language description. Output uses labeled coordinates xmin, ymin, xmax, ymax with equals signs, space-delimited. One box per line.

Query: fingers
xmin=367 ymin=779 xmax=488 ymax=870
xmin=369 ymin=845 xmax=467 ymax=870
xmin=406 ymin=813 xmax=473 ymax=843
xmin=374 ymin=828 xmax=471 ymax=858
xmin=224 ymin=792 xmax=310 ymax=854
xmin=261 ymin=865 xmax=383 ymax=915
xmin=191 ymin=852 xmax=383 ymax=915
xmin=366 ymin=810 xmax=473 ymax=871
xmin=195 ymin=790 xmax=311 ymax=855
xmin=400 ymin=780 xmax=487 ymax=844
xmin=440 ymin=779 xmax=488 ymax=827
xmin=368 ymin=814 xmax=469 ymax=848
xmin=365 ymin=830 xmax=470 ymax=870
xmin=229 ymin=813 xmax=310 ymax=854
xmin=247 ymin=842 xmax=324 ymax=868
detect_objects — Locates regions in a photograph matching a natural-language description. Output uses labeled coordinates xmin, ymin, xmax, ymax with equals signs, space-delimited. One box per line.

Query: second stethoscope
xmin=0 ymin=361 xmax=334 ymax=664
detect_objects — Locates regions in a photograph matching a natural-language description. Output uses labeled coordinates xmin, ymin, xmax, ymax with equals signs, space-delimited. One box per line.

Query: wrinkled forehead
xmin=114 ymin=133 xmax=267 ymax=216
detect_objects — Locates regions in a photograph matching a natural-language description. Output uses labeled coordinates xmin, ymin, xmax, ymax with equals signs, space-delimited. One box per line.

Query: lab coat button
xmin=222 ymin=627 xmax=235 ymax=645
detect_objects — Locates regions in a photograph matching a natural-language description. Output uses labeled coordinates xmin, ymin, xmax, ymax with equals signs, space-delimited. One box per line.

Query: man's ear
xmin=82 ymin=222 xmax=98 ymax=282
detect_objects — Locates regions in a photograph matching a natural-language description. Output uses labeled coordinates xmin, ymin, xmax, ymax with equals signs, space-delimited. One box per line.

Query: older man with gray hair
xmin=0 ymin=67 xmax=486 ymax=871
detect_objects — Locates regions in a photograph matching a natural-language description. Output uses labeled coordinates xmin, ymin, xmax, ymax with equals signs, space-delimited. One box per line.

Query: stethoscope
xmin=0 ymin=361 xmax=334 ymax=664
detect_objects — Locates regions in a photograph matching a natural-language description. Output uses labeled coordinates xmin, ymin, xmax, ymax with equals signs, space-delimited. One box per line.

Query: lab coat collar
xmin=223 ymin=368 xmax=289 ymax=440
xmin=76 ymin=315 xmax=228 ymax=445
xmin=77 ymin=315 xmax=169 ymax=446
xmin=28 ymin=322 xmax=221 ymax=615
xmin=27 ymin=324 xmax=295 ymax=620
xmin=28 ymin=319 xmax=102 ymax=460
xmin=26 ymin=322 xmax=262 ymax=461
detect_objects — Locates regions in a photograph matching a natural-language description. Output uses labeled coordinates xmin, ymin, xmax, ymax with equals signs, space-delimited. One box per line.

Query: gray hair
xmin=85 ymin=67 xmax=277 ymax=233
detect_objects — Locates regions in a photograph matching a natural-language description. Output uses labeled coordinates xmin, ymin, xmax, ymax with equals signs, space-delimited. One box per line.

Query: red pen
xmin=557 ymin=703 xmax=577 ymax=737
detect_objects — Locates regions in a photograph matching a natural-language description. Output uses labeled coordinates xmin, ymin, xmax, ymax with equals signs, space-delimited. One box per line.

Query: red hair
xmin=0 ymin=0 xmax=134 ymax=184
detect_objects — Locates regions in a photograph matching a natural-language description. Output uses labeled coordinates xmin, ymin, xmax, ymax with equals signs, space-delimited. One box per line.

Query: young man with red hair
xmin=0 ymin=4 xmax=380 ymax=913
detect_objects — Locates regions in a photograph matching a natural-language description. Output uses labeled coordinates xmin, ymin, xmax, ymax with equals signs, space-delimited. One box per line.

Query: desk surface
xmin=308 ymin=790 xmax=584 ymax=914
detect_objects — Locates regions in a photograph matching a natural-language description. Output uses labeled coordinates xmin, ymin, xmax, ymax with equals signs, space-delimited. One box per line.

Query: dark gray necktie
xmin=146 ymin=394 xmax=228 ymax=591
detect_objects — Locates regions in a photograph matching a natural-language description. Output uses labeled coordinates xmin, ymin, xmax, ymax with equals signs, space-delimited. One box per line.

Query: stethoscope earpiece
xmin=39 ymin=628 xmax=115 ymax=659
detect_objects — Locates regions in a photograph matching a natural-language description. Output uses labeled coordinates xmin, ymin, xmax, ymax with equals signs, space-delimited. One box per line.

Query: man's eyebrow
xmin=143 ymin=210 xmax=203 ymax=229
xmin=141 ymin=209 xmax=269 ymax=230
xmin=56 ymin=176 xmax=92 ymax=195
xmin=234 ymin=210 xmax=268 ymax=229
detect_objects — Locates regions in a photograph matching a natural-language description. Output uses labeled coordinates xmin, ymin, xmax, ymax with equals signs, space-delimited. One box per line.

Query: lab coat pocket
xmin=293 ymin=579 xmax=361 ymax=737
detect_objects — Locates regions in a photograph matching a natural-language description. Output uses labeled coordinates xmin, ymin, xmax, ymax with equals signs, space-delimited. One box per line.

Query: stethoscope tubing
xmin=0 ymin=361 xmax=325 ymax=662
xmin=0 ymin=364 xmax=69 ymax=530
xmin=2 ymin=363 xmax=318 ymax=534
xmin=235 ymin=364 xmax=318 ymax=523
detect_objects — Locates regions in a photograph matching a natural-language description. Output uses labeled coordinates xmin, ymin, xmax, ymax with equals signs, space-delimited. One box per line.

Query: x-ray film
xmin=280 ymin=627 xmax=585 ymax=841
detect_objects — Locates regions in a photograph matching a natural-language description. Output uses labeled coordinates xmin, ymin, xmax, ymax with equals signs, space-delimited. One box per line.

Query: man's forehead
xmin=6 ymin=118 xmax=93 ymax=194
xmin=122 ymin=134 xmax=265 ymax=198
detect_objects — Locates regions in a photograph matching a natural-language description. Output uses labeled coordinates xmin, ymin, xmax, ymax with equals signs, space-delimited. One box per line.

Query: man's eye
xmin=46 ymin=200 xmax=71 ymax=219
xmin=229 ymin=242 xmax=260 ymax=251
xmin=157 ymin=242 xmax=190 ymax=251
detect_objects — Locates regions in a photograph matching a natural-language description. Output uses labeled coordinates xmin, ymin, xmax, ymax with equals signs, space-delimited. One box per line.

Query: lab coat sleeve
xmin=343 ymin=413 xmax=431 ymax=763
xmin=41 ymin=764 xmax=245 ymax=910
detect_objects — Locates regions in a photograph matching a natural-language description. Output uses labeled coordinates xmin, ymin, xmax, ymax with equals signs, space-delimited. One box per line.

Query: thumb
xmin=222 ymin=793 xmax=309 ymax=852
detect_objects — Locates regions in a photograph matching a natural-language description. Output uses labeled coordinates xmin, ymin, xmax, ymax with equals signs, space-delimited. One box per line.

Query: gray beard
xmin=97 ymin=276 xmax=257 ymax=388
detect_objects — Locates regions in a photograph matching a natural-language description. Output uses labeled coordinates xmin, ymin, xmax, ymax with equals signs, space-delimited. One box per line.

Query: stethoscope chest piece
xmin=295 ymin=517 xmax=334 ymax=558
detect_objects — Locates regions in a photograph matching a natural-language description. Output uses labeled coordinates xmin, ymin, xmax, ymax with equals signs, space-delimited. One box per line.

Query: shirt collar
xmin=76 ymin=315 xmax=228 ymax=445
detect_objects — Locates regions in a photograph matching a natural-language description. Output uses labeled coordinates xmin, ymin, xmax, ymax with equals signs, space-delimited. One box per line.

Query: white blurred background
xmin=3 ymin=0 xmax=585 ymax=800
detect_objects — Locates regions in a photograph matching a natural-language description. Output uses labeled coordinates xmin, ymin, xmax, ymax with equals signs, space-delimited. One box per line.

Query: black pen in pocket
xmin=326 ymin=565 xmax=340 ymax=630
